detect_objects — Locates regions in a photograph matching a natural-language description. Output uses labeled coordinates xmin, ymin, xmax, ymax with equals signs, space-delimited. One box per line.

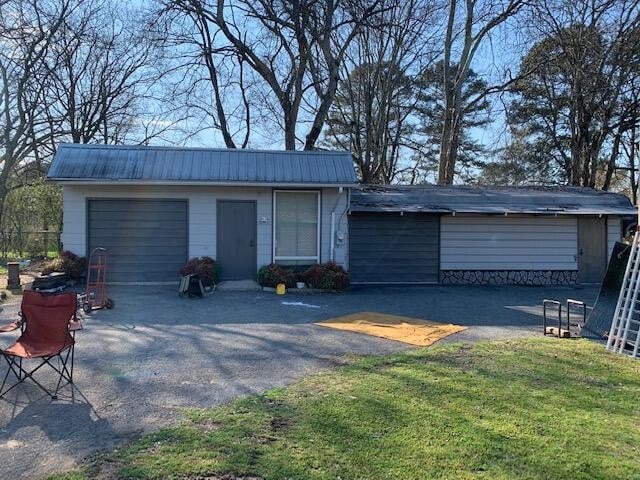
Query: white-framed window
xmin=273 ymin=190 xmax=320 ymax=263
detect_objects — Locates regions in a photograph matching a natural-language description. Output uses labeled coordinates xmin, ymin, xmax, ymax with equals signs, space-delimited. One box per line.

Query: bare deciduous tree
xmin=438 ymin=0 xmax=523 ymax=184
xmin=152 ymin=0 xmax=254 ymax=148
xmin=157 ymin=0 xmax=383 ymax=150
xmin=0 ymin=0 xmax=72 ymax=219
xmin=40 ymin=1 xmax=177 ymax=154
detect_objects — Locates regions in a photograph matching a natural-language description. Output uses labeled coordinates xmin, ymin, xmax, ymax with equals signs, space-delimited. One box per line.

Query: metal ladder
xmin=607 ymin=231 xmax=640 ymax=358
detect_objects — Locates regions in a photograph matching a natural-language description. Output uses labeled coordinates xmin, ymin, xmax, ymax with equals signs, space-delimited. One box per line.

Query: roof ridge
xmin=57 ymin=143 xmax=351 ymax=156
xmin=359 ymin=184 xmax=611 ymax=195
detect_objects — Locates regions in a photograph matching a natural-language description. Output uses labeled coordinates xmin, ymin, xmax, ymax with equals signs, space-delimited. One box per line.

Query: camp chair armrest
xmin=68 ymin=321 xmax=83 ymax=332
xmin=0 ymin=318 xmax=22 ymax=333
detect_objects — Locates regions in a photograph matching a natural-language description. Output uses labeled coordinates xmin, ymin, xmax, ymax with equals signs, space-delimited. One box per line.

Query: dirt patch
xmin=196 ymin=420 xmax=225 ymax=432
xmin=0 ymin=259 xmax=47 ymax=292
xmin=77 ymin=455 xmax=124 ymax=480
xmin=269 ymin=416 xmax=291 ymax=431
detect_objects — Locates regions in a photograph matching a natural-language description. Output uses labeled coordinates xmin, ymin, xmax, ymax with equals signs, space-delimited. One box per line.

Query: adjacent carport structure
xmin=348 ymin=185 xmax=636 ymax=285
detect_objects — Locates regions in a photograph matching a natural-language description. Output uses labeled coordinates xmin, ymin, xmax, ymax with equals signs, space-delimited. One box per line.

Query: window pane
xmin=275 ymin=192 xmax=318 ymax=258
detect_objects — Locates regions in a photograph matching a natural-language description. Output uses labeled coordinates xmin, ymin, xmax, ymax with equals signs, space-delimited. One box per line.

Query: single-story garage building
xmin=48 ymin=144 xmax=354 ymax=282
xmin=349 ymin=185 xmax=636 ymax=285
xmin=49 ymin=144 xmax=637 ymax=286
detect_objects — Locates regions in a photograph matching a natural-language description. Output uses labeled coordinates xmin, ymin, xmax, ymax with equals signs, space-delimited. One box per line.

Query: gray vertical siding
xmin=607 ymin=217 xmax=622 ymax=257
xmin=349 ymin=212 xmax=439 ymax=283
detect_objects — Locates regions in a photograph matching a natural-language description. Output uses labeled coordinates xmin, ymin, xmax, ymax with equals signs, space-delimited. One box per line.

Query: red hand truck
xmin=81 ymin=247 xmax=113 ymax=314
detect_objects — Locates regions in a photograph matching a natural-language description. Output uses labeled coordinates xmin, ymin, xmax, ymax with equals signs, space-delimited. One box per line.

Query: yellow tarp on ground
xmin=315 ymin=312 xmax=466 ymax=346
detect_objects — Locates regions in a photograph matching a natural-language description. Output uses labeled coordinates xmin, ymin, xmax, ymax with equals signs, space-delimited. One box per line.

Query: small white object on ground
xmin=281 ymin=301 xmax=320 ymax=309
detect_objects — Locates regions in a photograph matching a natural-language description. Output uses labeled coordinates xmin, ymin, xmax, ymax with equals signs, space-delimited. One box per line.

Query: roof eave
xmin=49 ymin=178 xmax=358 ymax=188
xmin=349 ymin=206 xmax=636 ymax=216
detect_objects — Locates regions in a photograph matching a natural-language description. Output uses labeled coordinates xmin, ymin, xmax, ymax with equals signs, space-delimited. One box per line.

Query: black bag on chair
xmin=187 ymin=274 xmax=204 ymax=298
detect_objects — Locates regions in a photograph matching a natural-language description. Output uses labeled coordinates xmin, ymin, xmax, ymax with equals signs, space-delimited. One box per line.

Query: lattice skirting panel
xmin=439 ymin=270 xmax=578 ymax=285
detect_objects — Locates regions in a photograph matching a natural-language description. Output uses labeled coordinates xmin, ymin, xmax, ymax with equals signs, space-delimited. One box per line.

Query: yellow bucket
xmin=276 ymin=283 xmax=286 ymax=295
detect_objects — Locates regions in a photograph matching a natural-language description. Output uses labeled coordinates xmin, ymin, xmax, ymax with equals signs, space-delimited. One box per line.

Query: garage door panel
xmin=107 ymin=265 xmax=184 ymax=275
xmin=90 ymin=220 xmax=188 ymax=229
xmin=350 ymin=222 xmax=437 ymax=232
xmin=349 ymin=212 xmax=439 ymax=283
xmin=104 ymin=269 xmax=178 ymax=282
xmin=350 ymin=216 xmax=438 ymax=224
xmin=89 ymin=202 xmax=186 ymax=214
xmin=93 ymin=252 xmax=188 ymax=262
xmin=88 ymin=228 xmax=187 ymax=236
xmin=88 ymin=199 xmax=188 ymax=282
xmin=351 ymin=255 xmax=439 ymax=264
xmin=349 ymin=237 xmax=439 ymax=248
xmin=350 ymin=251 xmax=440 ymax=260
xmin=87 ymin=235 xmax=187 ymax=245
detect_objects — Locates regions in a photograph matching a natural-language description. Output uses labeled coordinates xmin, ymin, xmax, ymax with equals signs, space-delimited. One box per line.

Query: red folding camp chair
xmin=0 ymin=291 xmax=80 ymax=400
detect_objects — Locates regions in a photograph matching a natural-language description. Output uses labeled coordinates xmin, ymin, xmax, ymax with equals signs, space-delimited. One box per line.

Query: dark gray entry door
xmin=88 ymin=199 xmax=188 ymax=282
xmin=578 ymin=217 xmax=607 ymax=283
xmin=217 ymin=200 xmax=257 ymax=281
xmin=349 ymin=212 xmax=440 ymax=283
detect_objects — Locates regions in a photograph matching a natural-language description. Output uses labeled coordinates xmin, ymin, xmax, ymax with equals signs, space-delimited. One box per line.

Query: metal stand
xmin=81 ymin=247 xmax=113 ymax=313
xmin=543 ymin=299 xmax=562 ymax=337
xmin=543 ymin=299 xmax=586 ymax=338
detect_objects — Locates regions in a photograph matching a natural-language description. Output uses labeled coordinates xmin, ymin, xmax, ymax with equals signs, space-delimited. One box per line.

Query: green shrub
xmin=41 ymin=250 xmax=86 ymax=280
xmin=302 ymin=261 xmax=350 ymax=290
xmin=178 ymin=257 xmax=217 ymax=286
xmin=257 ymin=263 xmax=296 ymax=288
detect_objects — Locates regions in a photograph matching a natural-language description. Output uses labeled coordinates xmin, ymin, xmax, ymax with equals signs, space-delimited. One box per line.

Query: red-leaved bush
xmin=302 ymin=262 xmax=350 ymax=290
xmin=257 ymin=263 xmax=296 ymax=288
xmin=41 ymin=250 xmax=86 ymax=279
xmin=178 ymin=257 xmax=217 ymax=286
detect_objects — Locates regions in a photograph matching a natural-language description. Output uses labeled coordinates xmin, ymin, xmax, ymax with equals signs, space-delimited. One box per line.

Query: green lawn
xmin=51 ymin=339 xmax=640 ymax=480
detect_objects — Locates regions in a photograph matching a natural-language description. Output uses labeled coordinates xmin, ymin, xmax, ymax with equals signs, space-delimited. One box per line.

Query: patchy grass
xmin=51 ymin=339 xmax=640 ymax=480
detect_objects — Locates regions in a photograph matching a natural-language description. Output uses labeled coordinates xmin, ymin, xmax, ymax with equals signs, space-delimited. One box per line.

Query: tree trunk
xmin=0 ymin=187 xmax=7 ymax=260
xmin=632 ymin=129 xmax=638 ymax=205
xmin=284 ymin=112 xmax=296 ymax=150
xmin=602 ymin=129 xmax=622 ymax=191
xmin=438 ymin=102 xmax=461 ymax=184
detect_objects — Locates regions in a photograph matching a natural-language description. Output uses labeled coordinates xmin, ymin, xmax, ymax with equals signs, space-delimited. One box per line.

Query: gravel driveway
xmin=0 ymin=284 xmax=598 ymax=479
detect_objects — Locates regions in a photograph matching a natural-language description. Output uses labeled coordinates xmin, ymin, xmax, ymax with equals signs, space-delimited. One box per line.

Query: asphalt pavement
xmin=0 ymin=284 xmax=599 ymax=479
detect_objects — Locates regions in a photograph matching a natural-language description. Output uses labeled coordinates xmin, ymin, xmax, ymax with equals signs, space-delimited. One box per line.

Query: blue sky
xmin=136 ymin=1 xmax=525 ymax=164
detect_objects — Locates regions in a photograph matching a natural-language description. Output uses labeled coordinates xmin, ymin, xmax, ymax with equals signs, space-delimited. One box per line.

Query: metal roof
xmin=47 ymin=144 xmax=357 ymax=186
xmin=351 ymin=185 xmax=636 ymax=216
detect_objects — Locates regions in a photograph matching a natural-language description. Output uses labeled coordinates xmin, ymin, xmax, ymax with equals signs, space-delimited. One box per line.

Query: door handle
xmin=249 ymin=240 xmax=255 ymax=247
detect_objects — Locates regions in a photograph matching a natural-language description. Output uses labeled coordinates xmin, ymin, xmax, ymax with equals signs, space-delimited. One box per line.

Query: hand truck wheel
xmin=82 ymin=302 xmax=92 ymax=314
xmin=105 ymin=298 xmax=114 ymax=309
